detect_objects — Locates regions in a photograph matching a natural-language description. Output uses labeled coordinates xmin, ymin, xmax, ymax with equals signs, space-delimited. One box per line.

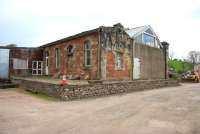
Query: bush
xmin=169 ymin=59 xmax=194 ymax=74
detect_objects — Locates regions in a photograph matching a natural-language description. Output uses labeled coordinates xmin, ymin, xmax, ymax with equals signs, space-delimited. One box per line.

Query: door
xmin=45 ymin=51 xmax=49 ymax=75
xmin=133 ymin=58 xmax=140 ymax=79
xmin=0 ymin=49 xmax=10 ymax=80
xmin=32 ymin=61 xmax=43 ymax=75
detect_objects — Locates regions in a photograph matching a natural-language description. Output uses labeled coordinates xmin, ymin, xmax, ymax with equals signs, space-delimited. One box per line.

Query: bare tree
xmin=169 ymin=49 xmax=175 ymax=60
xmin=5 ymin=44 xmax=17 ymax=47
xmin=188 ymin=51 xmax=200 ymax=64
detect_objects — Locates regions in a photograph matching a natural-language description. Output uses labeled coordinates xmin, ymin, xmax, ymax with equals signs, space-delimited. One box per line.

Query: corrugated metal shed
xmin=0 ymin=48 xmax=10 ymax=80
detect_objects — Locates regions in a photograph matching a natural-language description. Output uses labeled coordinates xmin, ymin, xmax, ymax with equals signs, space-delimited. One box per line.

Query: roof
xmin=125 ymin=26 xmax=147 ymax=38
xmin=0 ymin=46 xmax=38 ymax=49
xmin=40 ymin=28 xmax=100 ymax=48
xmin=39 ymin=23 xmax=162 ymax=48
xmin=125 ymin=25 xmax=158 ymax=38
xmin=126 ymin=25 xmax=162 ymax=47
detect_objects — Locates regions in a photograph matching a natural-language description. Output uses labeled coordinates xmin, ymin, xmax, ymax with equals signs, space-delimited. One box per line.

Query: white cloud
xmin=0 ymin=0 xmax=200 ymax=58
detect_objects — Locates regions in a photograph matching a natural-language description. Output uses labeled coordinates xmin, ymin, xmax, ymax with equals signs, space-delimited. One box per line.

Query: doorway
xmin=45 ymin=51 xmax=49 ymax=75
xmin=32 ymin=61 xmax=43 ymax=75
xmin=133 ymin=58 xmax=141 ymax=79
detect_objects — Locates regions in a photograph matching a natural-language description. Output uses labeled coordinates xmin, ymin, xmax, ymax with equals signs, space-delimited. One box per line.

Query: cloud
xmin=0 ymin=0 xmax=200 ymax=58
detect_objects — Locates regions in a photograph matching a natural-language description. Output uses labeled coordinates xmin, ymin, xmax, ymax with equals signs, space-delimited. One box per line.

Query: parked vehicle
xmin=181 ymin=71 xmax=199 ymax=83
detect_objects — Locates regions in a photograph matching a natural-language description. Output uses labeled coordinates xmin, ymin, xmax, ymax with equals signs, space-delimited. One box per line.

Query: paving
xmin=1 ymin=83 xmax=200 ymax=134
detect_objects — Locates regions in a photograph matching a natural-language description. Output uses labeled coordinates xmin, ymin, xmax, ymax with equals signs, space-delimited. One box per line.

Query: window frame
xmin=143 ymin=32 xmax=156 ymax=47
xmin=84 ymin=41 xmax=92 ymax=67
xmin=66 ymin=45 xmax=74 ymax=56
xmin=135 ymin=29 xmax=161 ymax=48
xmin=55 ymin=48 xmax=60 ymax=69
xmin=13 ymin=58 xmax=28 ymax=70
xmin=115 ymin=52 xmax=123 ymax=70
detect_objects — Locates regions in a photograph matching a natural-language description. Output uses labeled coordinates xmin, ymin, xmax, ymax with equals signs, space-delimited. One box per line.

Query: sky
xmin=0 ymin=0 xmax=200 ymax=59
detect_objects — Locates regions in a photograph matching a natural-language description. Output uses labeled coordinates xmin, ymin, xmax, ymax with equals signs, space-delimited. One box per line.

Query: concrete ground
xmin=1 ymin=83 xmax=200 ymax=134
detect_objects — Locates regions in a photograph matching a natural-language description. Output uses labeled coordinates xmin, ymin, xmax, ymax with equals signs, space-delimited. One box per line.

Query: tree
xmin=5 ymin=44 xmax=17 ymax=47
xmin=188 ymin=51 xmax=200 ymax=64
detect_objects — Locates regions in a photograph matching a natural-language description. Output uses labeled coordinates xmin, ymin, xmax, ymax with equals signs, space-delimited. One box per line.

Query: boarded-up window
xmin=13 ymin=58 xmax=28 ymax=69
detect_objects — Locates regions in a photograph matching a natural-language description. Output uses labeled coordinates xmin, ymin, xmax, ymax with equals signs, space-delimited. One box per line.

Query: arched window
xmin=67 ymin=45 xmax=74 ymax=56
xmin=55 ymin=48 xmax=60 ymax=68
xmin=84 ymin=41 xmax=92 ymax=66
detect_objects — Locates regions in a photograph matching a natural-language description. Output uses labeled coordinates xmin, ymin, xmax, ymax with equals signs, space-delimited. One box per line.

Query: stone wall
xmin=12 ymin=78 xmax=179 ymax=101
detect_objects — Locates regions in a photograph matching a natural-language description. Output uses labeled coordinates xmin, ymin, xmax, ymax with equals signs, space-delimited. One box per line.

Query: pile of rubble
xmin=181 ymin=71 xmax=199 ymax=83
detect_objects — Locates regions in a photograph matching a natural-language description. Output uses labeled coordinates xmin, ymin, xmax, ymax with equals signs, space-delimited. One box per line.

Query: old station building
xmin=0 ymin=23 xmax=169 ymax=81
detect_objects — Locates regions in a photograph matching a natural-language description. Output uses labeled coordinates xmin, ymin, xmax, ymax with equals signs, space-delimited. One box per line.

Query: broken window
xmin=106 ymin=37 xmax=111 ymax=49
xmin=55 ymin=48 xmax=60 ymax=68
xmin=67 ymin=45 xmax=74 ymax=56
xmin=84 ymin=41 xmax=92 ymax=66
xmin=116 ymin=43 xmax=120 ymax=49
xmin=115 ymin=52 xmax=123 ymax=70
xmin=13 ymin=58 xmax=28 ymax=69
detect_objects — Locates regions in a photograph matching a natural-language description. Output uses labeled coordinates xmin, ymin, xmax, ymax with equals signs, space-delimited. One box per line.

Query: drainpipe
xmin=97 ymin=27 xmax=103 ymax=80
xmin=161 ymin=41 xmax=169 ymax=79
xmin=132 ymin=38 xmax=135 ymax=80
xmin=8 ymin=48 xmax=11 ymax=81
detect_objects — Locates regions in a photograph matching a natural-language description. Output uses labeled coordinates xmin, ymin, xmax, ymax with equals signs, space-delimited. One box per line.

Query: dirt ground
xmin=1 ymin=83 xmax=200 ymax=134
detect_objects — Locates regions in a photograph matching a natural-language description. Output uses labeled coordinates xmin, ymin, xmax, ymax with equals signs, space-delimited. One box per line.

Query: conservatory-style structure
xmin=126 ymin=25 xmax=161 ymax=48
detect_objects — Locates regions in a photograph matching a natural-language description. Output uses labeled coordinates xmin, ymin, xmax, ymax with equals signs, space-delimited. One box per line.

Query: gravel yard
xmin=1 ymin=83 xmax=200 ymax=134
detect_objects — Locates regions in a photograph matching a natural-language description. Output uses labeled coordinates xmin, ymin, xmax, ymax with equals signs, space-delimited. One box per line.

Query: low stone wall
xmin=12 ymin=78 xmax=179 ymax=101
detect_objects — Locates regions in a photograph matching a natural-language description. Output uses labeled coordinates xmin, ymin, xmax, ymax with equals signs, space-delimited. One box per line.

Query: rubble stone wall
xmin=12 ymin=78 xmax=179 ymax=101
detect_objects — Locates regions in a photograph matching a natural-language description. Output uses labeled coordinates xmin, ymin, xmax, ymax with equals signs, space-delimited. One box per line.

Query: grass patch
xmin=15 ymin=88 xmax=59 ymax=101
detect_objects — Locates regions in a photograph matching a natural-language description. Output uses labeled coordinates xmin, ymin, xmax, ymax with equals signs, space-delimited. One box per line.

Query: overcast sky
xmin=0 ymin=0 xmax=200 ymax=59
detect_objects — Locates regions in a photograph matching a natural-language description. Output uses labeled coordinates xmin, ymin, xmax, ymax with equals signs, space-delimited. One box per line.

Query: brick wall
xmin=106 ymin=50 xmax=131 ymax=79
xmin=100 ymin=25 xmax=133 ymax=80
xmin=9 ymin=48 xmax=43 ymax=76
xmin=43 ymin=32 xmax=99 ymax=79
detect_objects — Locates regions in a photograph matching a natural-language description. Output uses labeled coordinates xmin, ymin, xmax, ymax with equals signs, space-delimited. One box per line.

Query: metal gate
xmin=0 ymin=49 xmax=10 ymax=80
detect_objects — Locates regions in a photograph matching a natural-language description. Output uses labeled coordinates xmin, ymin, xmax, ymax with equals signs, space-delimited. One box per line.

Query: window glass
xmin=143 ymin=33 xmax=155 ymax=47
xmin=135 ymin=34 xmax=143 ymax=44
xmin=155 ymin=39 xmax=160 ymax=48
xmin=55 ymin=48 xmax=60 ymax=68
xmin=84 ymin=41 xmax=92 ymax=66
xmin=115 ymin=52 xmax=123 ymax=70
xmin=13 ymin=58 xmax=28 ymax=69
xmin=145 ymin=28 xmax=154 ymax=35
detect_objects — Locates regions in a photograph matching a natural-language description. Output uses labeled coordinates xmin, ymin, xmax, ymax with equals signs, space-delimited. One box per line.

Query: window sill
xmin=84 ymin=66 xmax=92 ymax=69
xmin=115 ymin=68 xmax=123 ymax=71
